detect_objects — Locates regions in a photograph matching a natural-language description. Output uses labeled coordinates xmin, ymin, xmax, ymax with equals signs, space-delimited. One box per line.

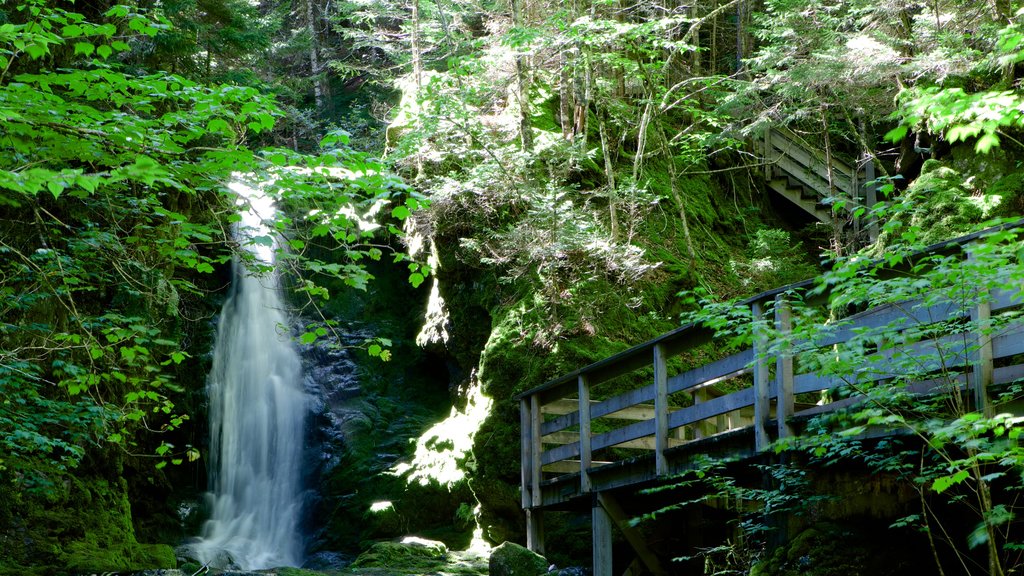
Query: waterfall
xmin=193 ymin=181 xmax=307 ymax=569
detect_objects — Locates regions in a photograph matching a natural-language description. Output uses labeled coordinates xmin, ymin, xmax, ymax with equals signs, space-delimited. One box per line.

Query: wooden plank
xmin=818 ymin=297 xmax=964 ymax=348
xmin=776 ymin=295 xmax=795 ymax=439
xmin=992 ymin=288 xmax=1024 ymax=312
xmin=580 ymin=375 xmax=593 ymax=492
xmin=769 ymin=127 xmax=857 ymax=181
xmin=541 ymin=398 xmax=657 ymax=421
xmin=669 ymin=388 xmax=756 ymax=429
xmin=520 ymin=398 xmax=531 ymax=509
xmin=542 ymin=431 xmax=685 ymax=450
xmin=667 ymin=349 xmax=754 ymax=394
xmin=752 ymin=301 xmax=771 ymax=451
xmin=598 ymin=493 xmax=669 ymax=576
xmin=654 ymin=343 xmax=668 ymax=476
xmin=592 ymin=385 xmax=655 ymax=419
xmin=541 ymin=410 xmax=578 ymax=436
xmin=592 ymin=419 xmax=656 ymax=452
xmin=541 ymin=442 xmax=581 ymax=466
xmin=993 ymin=322 xmax=1024 ymax=358
xmin=542 ymin=460 xmax=613 ymax=474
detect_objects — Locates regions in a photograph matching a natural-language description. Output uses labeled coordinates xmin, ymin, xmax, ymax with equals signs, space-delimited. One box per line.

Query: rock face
xmin=489 ymin=542 xmax=549 ymax=576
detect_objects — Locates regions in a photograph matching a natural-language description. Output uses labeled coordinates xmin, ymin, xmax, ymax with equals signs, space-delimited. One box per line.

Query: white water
xmin=193 ymin=181 xmax=307 ymax=569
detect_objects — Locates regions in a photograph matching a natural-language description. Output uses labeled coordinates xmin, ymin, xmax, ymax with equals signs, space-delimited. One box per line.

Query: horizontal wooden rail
xmin=520 ymin=223 xmax=1024 ymax=512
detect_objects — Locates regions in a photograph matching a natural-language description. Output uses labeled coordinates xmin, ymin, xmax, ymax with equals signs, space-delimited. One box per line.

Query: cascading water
xmin=193 ymin=181 xmax=307 ymax=569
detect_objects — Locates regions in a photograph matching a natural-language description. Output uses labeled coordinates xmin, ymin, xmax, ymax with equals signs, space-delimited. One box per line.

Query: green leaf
xmin=392 ymin=205 xmax=411 ymax=219
xmin=975 ymin=133 xmax=1000 ymax=154
xmin=884 ymin=125 xmax=908 ymax=143
xmin=300 ymin=332 xmax=318 ymax=345
xmin=74 ymin=42 xmax=94 ymax=56
xmin=933 ymin=469 xmax=970 ymax=494
xmin=409 ymin=272 xmax=425 ymax=288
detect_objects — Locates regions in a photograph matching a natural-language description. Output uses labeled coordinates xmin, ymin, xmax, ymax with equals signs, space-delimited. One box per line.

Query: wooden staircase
xmin=753 ymin=127 xmax=868 ymax=224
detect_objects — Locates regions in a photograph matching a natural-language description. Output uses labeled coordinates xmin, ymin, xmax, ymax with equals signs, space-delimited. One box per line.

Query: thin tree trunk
xmin=511 ymin=0 xmax=533 ymax=152
xmin=560 ymin=51 xmax=573 ymax=139
xmin=597 ymin=108 xmax=618 ymax=241
xmin=306 ymin=0 xmax=326 ymax=110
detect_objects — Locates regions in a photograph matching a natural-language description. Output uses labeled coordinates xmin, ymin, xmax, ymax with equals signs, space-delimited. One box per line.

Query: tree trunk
xmin=511 ymin=0 xmax=533 ymax=152
xmin=305 ymin=0 xmax=326 ymax=111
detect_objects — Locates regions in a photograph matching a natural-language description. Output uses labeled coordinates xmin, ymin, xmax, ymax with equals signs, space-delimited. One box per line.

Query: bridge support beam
xmin=526 ymin=508 xmax=545 ymax=555
xmin=597 ymin=493 xmax=668 ymax=576
xmin=593 ymin=497 xmax=613 ymax=576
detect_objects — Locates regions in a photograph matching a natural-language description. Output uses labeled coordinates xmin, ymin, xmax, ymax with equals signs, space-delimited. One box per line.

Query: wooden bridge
xmin=753 ymin=127 xmax=877 ymax=239
xmin=518 ymin=224 xmax=1024 ymax=576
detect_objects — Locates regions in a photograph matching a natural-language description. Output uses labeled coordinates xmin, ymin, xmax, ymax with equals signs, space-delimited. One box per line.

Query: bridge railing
xmin=519 ymin=228 xmax=1024 ymax=515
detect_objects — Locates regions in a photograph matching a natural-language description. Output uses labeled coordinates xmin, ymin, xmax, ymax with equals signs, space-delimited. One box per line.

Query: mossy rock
xmin=749 ymin=521 xmax=924 ymax=576
xmin=351 ymin=538 xmax=448 ymax=572
xmin=489 ymin=542 xmax=548 ymax=576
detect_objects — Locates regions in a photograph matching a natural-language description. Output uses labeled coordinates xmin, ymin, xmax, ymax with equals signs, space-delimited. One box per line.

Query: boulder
xmin=489 ymin=542 xmax=548 ymax=576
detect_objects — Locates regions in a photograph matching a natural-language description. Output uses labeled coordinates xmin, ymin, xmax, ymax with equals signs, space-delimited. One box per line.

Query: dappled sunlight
xmin=390 ymin=374 xmax=492 ymax=488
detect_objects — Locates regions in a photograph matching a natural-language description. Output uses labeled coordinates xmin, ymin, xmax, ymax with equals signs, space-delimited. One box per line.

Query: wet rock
xmin=489 ymin=542 xmax=548 ymax=576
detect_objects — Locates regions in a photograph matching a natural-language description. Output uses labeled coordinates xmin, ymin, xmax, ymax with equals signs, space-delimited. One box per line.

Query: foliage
xmin=671 ymin=213 xmax=1024 ymax=575
xmin=0 ymin=0 xmax=422 ymax=569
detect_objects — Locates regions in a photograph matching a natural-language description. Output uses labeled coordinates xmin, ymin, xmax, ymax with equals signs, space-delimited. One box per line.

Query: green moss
xmin=750 ymin=522 xmax=921 ymax=576
xmin=351 ymin=539 xmax=448 ymax=572
xmin=61 ymin=478 xmax=176 ymax=572
xmin=488 ymin=542 xmax=548 ymax=576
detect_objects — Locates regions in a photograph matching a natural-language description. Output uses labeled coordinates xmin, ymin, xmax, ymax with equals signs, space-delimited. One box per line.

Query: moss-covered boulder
xmin=489 ymin=542 xmax=549 ymax=576
xmin=351 ymin=538 xmax=448 ymax=572
xmin=750 ymin=521 xmax=923 ymax=576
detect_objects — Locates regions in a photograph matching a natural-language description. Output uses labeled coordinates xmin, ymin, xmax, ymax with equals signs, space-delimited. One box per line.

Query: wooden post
xmin=775 ymin=295 xmax=794 ymax=439
xmin=752 ymin=300 xmax=771 ymax=451
xmin=864 ymin=155 xmax=878 ymax=243
xmin=597 ymin=493 xmax=668 ymax=576
xmin=593 ymin=496 xmax=614 ymax=576
xmin=968 ymin=251 xmax=994 ymax=417
xmin=530 ymin=395 xmax=543 ymax=508
xmin=579 ymin=375 xmax=593 ymax=492
xmin=525 ymin=395 xmax=545 ymax=554
xmin=526 ymin=508 xmax=545 ymax=554
xmin=971 ymin=297 xmax=994 ymax=418
xmin=654 ymin=344 xmax=669 ymax=476
xmin=520 ymin=398 xmax=532 ymax=509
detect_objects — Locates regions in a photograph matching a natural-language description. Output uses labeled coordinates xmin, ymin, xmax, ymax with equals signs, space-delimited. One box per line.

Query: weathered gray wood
xmin=580 ymin=375 xmax=593 ymax=492
xmin=542 ymin=431 xmax=685 ymax=450
xmin=541 ymin=410 xmax=578 ymax=436
xmin=592 ymin=419 xmax=657 ymax=452
xmin=530 ymin=394 xmax=542 ymax=507
xmin=593 ymin=499 xmax=614 ymax=576
xmin=542 ymin=398 xmax=657 ymax=421
xmin=541 ymin=441 xmax=581 ymax=465
xmin=817 ymin=297 xmax=963 ymax=348
xmin=654 ymin=344 xmax=668 ymax=476
xmin=542 ymin=460 xmax=613 ymax=474
xmin=775 ymin=295 xmax=794 ymax=439
xmin=526 ymin=508 xmax=545 ymax=554
xmin=865 ymin=156 xmax=878 ymax=242
xmin=769 ymin=127 xmax=857 ymax=182
xmin=520 ymin=398 xmax=531 ymax=509
xmin=971 ymin=284 xmax=994 ymax=417
xmin=993 ymin=322 xmax=1024 ymax=358
xmin=598 ymin=493 xmax=669 ymax=576
xmin=666 ymin=349 xmax=754 ymax=394
xmin=992 ymin=288 xmax=1024 ymax=312
xmin=752 ymin=301 xmax=771 ymax=451
xmin=669 ymin=388 xmax=755 ymax=429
